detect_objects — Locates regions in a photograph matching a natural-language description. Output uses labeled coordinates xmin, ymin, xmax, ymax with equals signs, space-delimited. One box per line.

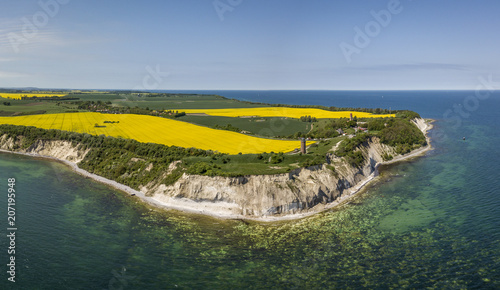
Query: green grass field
xmin=183 ymin=153 xmax=309 ymax=175
xmin=113 ymin=94 xmax=265 ymax=110
xmin=178 ymin=115 xmax=310 ymax=137
xmin=181 ymin=136 xmax=345 ymax=176
xmin=0 ymin=92 xmax=264 ymax=115
xmin=307 ymin=136 xmax=345 ymax=155
xmin=0 ymin=98 xmax=81 ymax=115
xmin=67 ymin=93 xmax=123 ymax=101
xmin=0 ymin=92 xmax=124 ymax=115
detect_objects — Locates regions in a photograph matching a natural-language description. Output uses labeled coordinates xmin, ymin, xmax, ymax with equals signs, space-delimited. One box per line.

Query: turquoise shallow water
xmin=0 ymin=91 xmax=499 ymax=289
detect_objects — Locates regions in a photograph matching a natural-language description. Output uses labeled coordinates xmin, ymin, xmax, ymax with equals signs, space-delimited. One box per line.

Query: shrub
xmin=300 ymin=155 xmax=324 ymax=167
xmin=379 ymin=119 xmax=426 ymax=147
xmin=335 ymin=133 xmax=369 ymax=157
xmin=270 ymin=153 xmax=284 ymax=164
xmin=187 ymin=162 xmax=212 ymax=175
xmin=345 ymin=151 xmax=364 ymax=168
xmin=382 ymin=153 xmax=393 ymax=161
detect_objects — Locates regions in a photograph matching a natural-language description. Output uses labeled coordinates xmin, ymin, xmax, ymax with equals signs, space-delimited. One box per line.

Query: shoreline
xmin=0 ymin=119 xmax=434 ymax=222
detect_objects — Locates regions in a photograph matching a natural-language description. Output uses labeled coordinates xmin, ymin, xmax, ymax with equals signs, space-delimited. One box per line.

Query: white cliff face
xmin=0 ymin=135 xmax=89 ymax=163
xmin=146 ymin=118 xmax=430 ymax=218
xmin=146 ymin=137 xmax=399 ymax=218
xmin=411 ymin=118 xmax=428 ymax=132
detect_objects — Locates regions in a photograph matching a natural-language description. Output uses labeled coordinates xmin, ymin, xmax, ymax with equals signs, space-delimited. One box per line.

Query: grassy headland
xmin=0 ymin=89 xmax=426 ymax=182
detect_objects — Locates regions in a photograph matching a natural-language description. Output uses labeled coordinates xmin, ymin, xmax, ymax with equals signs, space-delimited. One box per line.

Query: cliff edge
xmin=145 ymin=118 xmax=432 ymax=219
xmin=0 ymin=118 xmax=432 ymax=220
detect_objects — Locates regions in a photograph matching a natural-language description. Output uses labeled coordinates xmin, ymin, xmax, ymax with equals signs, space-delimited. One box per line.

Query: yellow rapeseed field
xmin=0 ymin=112 xmax=310 ymax=154
xmin=181 ymin=107 xmax=394 ymax=119
xmin=0 ymin=93 xmax=67 ymax=100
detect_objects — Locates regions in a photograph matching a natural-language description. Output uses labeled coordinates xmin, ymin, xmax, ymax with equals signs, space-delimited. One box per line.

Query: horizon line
xmin=1 ymin=87 xmax=497 ymax=92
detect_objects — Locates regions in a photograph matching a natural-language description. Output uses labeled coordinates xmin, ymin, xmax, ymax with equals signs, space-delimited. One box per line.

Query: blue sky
xmin=0 ymin=0 xmax=499 ymax=90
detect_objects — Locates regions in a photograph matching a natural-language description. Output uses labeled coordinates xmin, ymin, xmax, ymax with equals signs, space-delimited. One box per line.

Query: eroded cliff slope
xmin=145 ymin=136 xmax=400 ymax=217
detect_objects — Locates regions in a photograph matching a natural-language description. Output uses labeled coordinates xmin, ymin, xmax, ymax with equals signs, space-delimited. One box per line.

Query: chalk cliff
xmin=0 ymin=135 xmax=89 ymax=163
xmin=145 ymin=118 xmax=431 ymax=218
xmin=144 ymin=136 xmax=398 ymax=217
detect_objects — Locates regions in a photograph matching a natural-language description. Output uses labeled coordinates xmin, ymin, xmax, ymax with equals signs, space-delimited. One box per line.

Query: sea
xmin=1 ymin=90 xmax=499 ymax=289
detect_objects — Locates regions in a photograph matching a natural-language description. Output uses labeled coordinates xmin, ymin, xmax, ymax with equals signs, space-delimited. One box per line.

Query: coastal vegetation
xmin=335 ymin=134 xmax=370 ymax=167
xmin=0 ymin=124 xmax=333 ymax=188
xmin=178 ymin=115 xmax=310 ymax=137
xmin=0 ymin=124 xmax=211 ymax=188
xmin=379 ymin=118 xmax=426 ymax=154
